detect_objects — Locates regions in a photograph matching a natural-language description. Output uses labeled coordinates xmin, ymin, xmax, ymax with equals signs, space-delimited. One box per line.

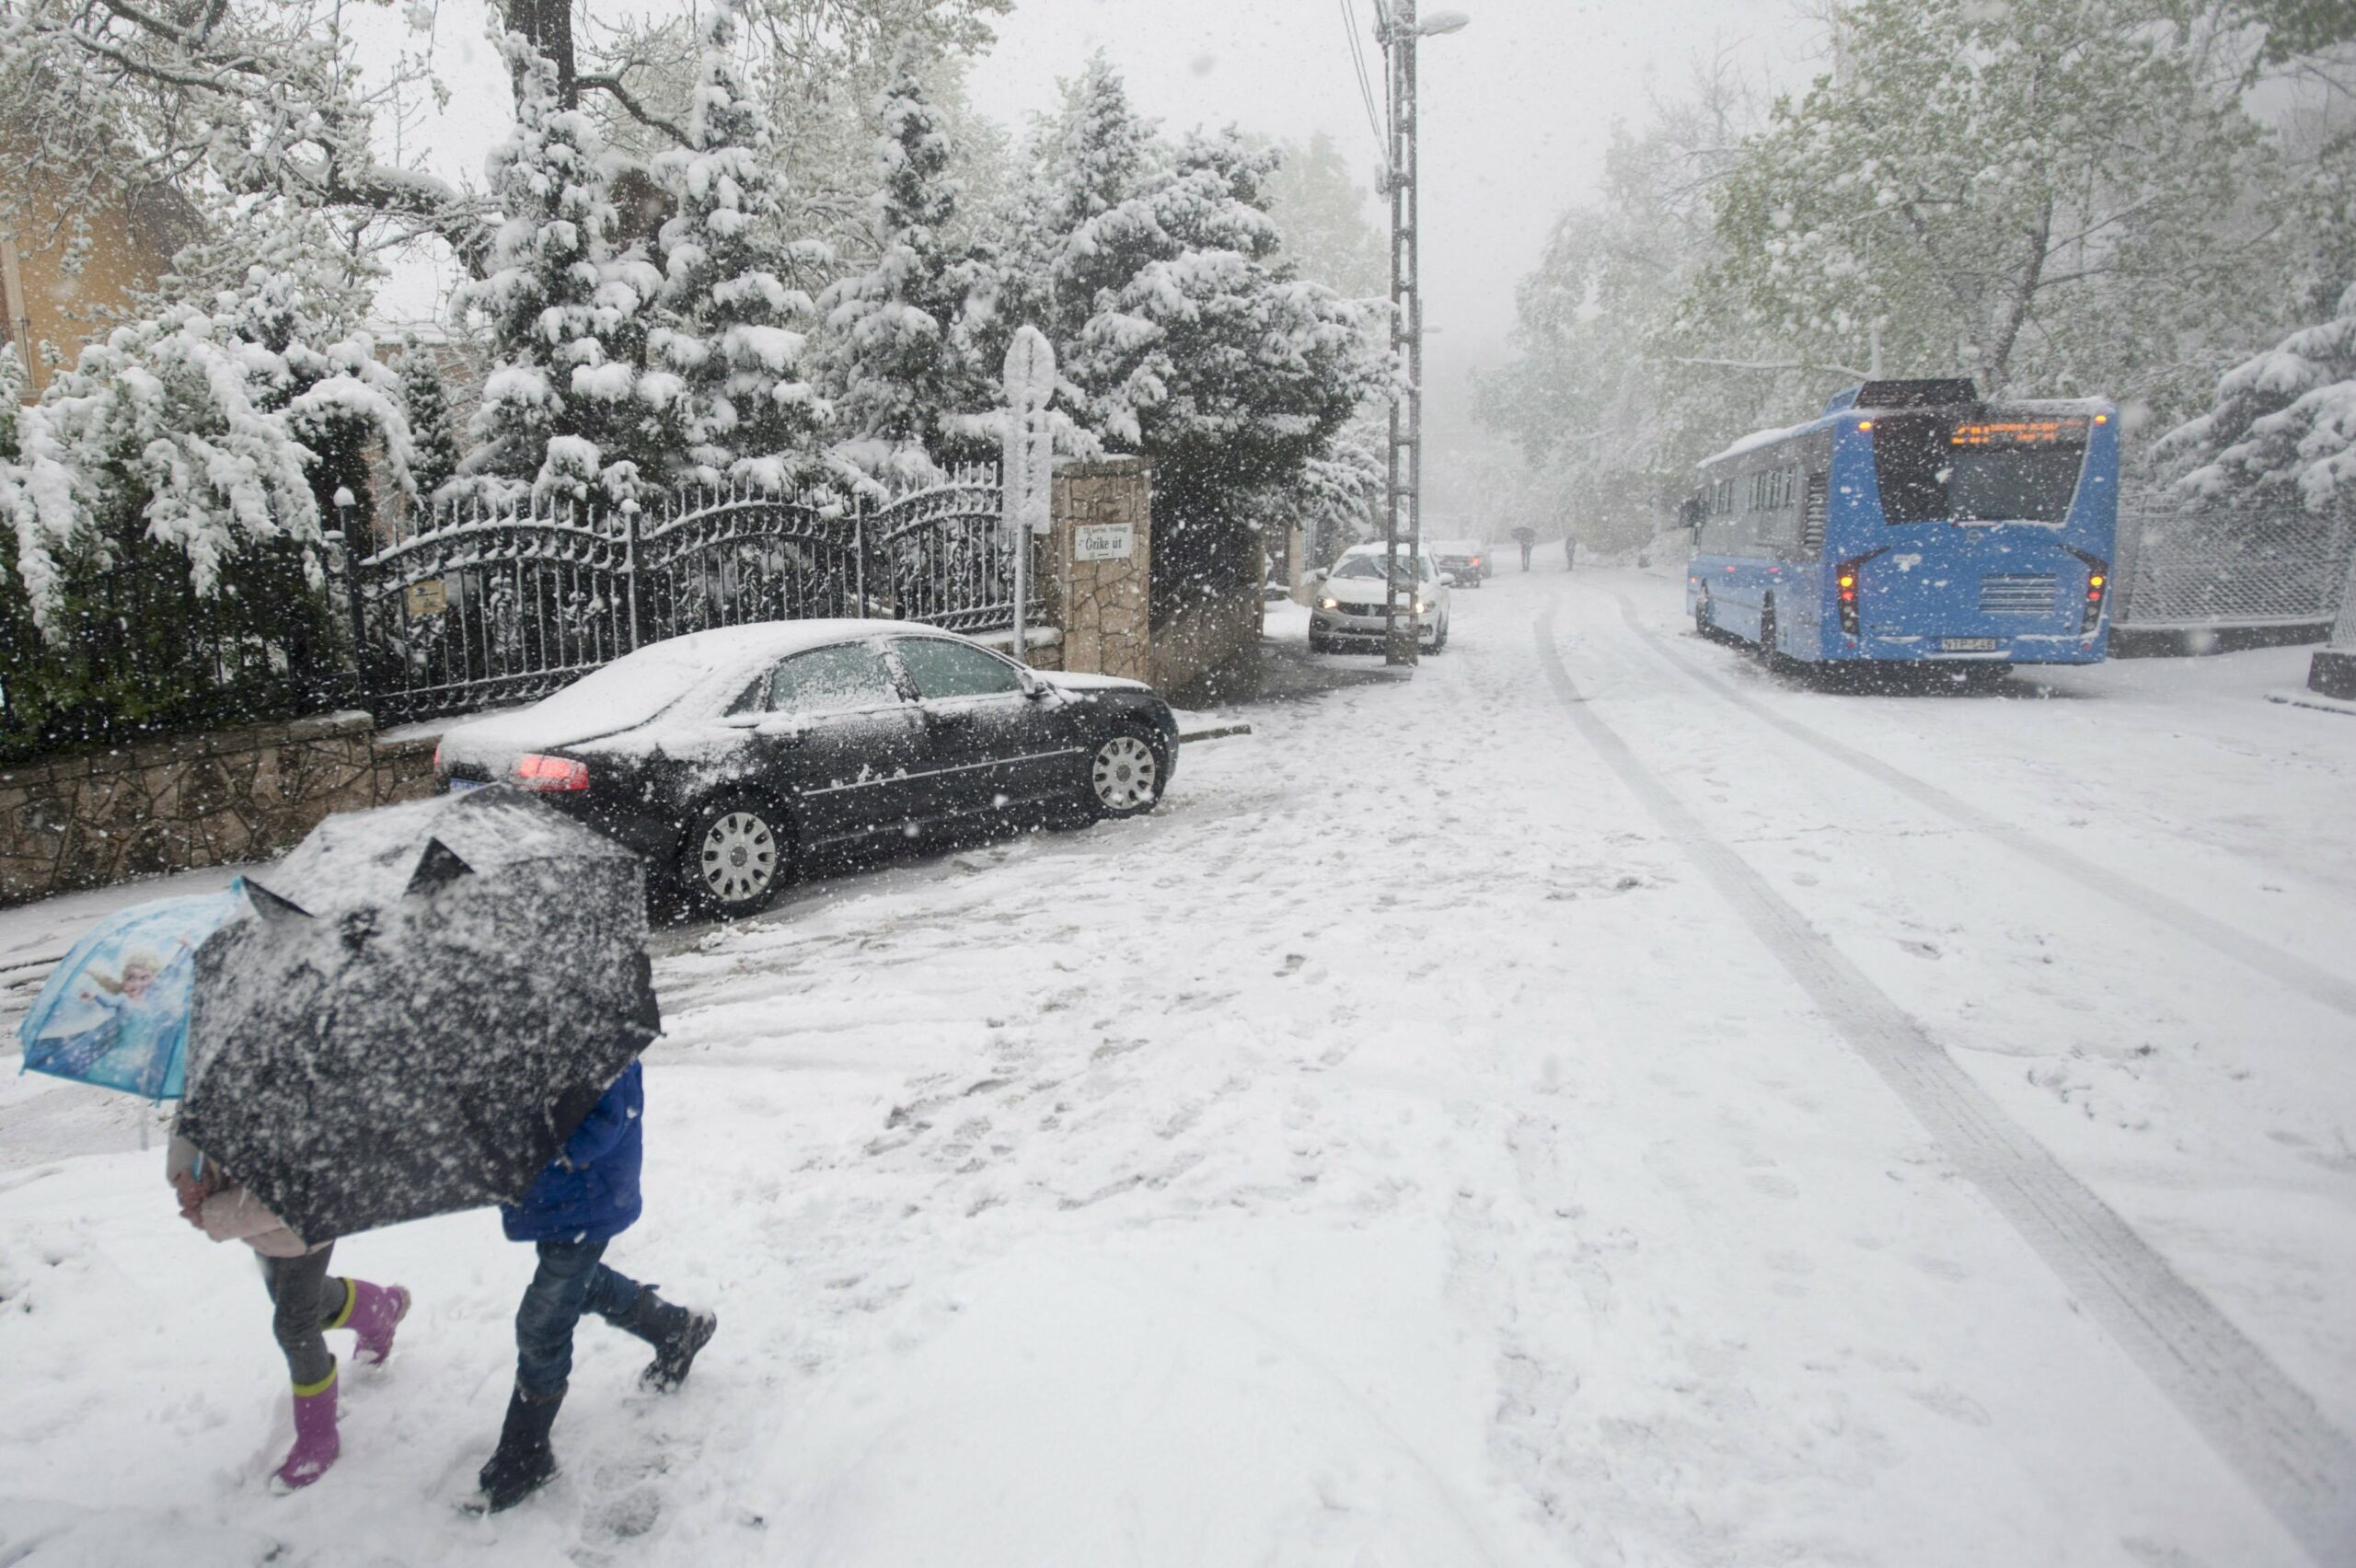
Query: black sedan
xmin=434 ymin=621 xmax=1180 ymax=917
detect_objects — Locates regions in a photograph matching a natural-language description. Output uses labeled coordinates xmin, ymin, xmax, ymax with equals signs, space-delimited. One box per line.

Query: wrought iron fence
xmin=2114 ymin=500 xmax=2354 ymax=633
xmin=349 ymin=467 xmax=1025 ymax=722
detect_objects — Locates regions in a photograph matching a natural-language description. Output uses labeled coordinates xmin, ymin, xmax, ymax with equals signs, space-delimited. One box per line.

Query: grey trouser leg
xmin=259 ymin=1244 xmax=345 ymax=1389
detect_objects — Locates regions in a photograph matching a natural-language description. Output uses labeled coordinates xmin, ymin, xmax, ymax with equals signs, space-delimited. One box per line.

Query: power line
xmin=1338 ymin=0 xmax=1388 ymax=162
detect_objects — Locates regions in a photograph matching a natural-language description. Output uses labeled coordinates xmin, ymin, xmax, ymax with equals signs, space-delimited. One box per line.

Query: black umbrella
xmin=178 ymin=786 xmax=662 ymax=1242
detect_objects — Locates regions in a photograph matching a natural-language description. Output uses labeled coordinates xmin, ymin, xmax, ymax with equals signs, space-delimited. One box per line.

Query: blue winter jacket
xmin=502 ymin=1060 xmax=643 ymax=1244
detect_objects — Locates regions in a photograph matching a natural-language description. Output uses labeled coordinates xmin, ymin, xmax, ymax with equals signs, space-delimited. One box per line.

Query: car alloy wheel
xmin=1089 ymin=732 xmax=1161 ymax=817
xmin=695 ymin=805 xmax=783 ymax=914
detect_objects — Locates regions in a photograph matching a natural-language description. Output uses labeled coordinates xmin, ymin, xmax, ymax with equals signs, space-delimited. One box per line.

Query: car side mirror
xmin=1440 ymin=572 xmax=1460 ymax=588
xmin=1018 ymin=668 xmax=1050 ymax=700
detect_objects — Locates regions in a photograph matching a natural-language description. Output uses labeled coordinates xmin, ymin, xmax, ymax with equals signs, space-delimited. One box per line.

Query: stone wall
xmin=1048 ymin=459 xmax=1154 ymax=683
xmin=0 ymin=713 xmax=437 ymax=907
xmin=1150 ymin=587 xmax=1267 ymax=698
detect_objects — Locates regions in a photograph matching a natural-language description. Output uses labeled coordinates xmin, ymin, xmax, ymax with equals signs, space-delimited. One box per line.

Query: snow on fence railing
xmin=347 ymin=468 xmax=1028 ymax=723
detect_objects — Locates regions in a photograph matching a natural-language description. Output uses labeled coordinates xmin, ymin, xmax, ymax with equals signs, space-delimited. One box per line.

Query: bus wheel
xmin=1694 ymin=597 xmax=1713 ymax=640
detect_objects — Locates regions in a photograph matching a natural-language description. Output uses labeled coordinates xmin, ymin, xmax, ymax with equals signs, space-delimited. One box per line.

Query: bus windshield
xmin=1873 ymin=414 xmax=2088 ymax=524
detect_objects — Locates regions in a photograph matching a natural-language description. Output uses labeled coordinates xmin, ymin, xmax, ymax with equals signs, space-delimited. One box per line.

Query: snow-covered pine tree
xmin=2159 ymin=283 xmax=2356 ymax=521
xmin=815 ymin=52 xmax=997 ymax=474
xmin=399 ymin=343 xmax=464 ymax=503
xmin=1020 ymin=53 xmax=1161 ymax=357
xmin=460 ymin=33 xmax=665 ymax=507
xmin=1020 ymin=65 xmax=1388 ymax=618
xmin=653 ymin=0 xmax=826 ymax=491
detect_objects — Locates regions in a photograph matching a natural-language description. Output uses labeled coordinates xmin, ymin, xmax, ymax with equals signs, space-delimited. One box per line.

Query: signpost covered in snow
xmin=1002 ymin=326 xmax=1057 ymax=656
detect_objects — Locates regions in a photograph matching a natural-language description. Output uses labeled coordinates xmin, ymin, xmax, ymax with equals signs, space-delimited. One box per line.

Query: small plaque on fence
xmin=1074 ymin=524 xmax=1134 ymax=563
xmin=405 ymin=579 xmax=449 ymax=617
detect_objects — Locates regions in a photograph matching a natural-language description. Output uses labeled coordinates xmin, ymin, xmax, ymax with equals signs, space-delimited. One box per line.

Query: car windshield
xmin=1332 ymin=555 xmax=1431 ymax=583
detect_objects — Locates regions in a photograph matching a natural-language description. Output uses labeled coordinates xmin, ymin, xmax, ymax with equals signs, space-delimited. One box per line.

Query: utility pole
xmin=1378 ymin=1 xmax=1467 ymax=668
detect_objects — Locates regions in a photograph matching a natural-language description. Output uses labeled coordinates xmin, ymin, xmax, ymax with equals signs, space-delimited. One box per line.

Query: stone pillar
xmin=1048 ymin=458 xmax=1152 ymax=682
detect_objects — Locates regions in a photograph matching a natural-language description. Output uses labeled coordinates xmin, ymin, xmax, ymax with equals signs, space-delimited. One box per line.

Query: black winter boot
xmin=472 ymin=1381 xmax=565 ymax=1514
xmin=617 ymin=1286 xmax=717 ymax=1393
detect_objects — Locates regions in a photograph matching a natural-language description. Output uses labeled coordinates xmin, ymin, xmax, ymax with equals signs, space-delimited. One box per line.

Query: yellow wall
xmin=1 ymin=173 xmax=195 ymax=397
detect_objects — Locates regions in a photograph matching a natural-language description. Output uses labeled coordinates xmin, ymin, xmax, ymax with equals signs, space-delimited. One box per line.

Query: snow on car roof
xmin=469 ymin=619 xmax=955 ymax=740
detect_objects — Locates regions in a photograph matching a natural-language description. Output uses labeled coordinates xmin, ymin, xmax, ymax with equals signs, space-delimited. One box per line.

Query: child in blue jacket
xmin=473 ymin=1060 xmax=717 ymax=1512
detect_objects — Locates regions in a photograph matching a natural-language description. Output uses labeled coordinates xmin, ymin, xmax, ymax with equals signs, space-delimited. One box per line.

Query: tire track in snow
xmin=1535 ymin=606 xmax=2356 ymax=1568
xmin=1607 ymin=590 xmax=2356 ymax=1020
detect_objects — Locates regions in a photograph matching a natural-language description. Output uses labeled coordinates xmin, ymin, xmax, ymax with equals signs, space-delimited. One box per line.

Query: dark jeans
xmin=514 ymin=1237 xmax=645 ymax=1397
xmin=260 ymin=1245 xmax=349 ymax=1389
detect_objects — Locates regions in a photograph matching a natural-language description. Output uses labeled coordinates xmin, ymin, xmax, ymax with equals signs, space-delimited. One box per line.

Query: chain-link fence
xmin=2114 ymin=498 xmax=2353 ymax=634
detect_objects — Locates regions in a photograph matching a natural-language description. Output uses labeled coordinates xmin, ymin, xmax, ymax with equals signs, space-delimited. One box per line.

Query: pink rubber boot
xmin=337 ymin=1280 xmax=412 ymax=1367
xmin=271 ymin=1366 xmax=341 ymax=1493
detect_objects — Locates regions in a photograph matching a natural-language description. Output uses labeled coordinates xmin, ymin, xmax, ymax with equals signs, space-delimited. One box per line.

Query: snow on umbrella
xmin=176 ymin=786 xmax=662 ymax=1243
xmin=17 ymin=889 xmax=247 ymax=1101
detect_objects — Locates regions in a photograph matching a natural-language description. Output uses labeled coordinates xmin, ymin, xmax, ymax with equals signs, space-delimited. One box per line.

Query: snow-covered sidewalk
xmin=3 ymin=571 xmax=2352 ymax=1565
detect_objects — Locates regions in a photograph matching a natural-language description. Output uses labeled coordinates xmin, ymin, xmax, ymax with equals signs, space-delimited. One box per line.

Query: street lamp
xmin=1377 ymin=0 xmax=1467 ymax=667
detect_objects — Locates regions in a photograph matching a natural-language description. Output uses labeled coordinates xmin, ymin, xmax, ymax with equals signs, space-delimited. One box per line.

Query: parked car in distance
xmin=1430 ymin=539 xmax=1490 ymax=586
xmin=434 ymin=621 xmax=1180 ymax=917
xmin=1307 ymin=546 xmax=1452 ymax=653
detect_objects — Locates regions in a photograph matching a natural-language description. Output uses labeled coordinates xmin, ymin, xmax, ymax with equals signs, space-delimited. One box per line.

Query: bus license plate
xmin=1942 ymin=638 xmax=2000 ymax=652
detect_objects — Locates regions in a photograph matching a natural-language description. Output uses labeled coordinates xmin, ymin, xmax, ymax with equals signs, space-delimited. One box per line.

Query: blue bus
xmin=1683 ymin=379 xmax=2120 ymax=673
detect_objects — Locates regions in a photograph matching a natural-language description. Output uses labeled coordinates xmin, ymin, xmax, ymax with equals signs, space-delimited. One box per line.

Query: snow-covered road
xmin=4 ymin=568 xmax=2353 ymax=1566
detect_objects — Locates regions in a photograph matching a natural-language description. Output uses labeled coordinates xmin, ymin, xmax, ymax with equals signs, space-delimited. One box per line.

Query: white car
xmin=1308 ymin=546 xmax=1452 ymax=654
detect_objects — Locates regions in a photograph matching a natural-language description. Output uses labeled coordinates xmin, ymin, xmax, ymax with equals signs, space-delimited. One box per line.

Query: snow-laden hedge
xmin=0 ymin=267 xmax=412 ymax=766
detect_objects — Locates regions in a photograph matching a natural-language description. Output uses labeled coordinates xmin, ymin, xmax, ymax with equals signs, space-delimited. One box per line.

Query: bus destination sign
xmin=1948 ymin=418 xmax=2089 ymax=448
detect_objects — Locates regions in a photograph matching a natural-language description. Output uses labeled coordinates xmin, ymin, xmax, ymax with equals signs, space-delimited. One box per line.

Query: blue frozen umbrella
xmin=16 ymin=887 xmax=248 ymax=1101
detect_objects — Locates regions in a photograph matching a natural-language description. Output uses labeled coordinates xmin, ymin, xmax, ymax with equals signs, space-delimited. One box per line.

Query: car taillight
xmin=514 ymin=753 xmax=590 ymax=792
xmin=1835 ymin=561 xmax=1864 ymax=637
xmin=432 ymin=742 xmax=442 ymax=774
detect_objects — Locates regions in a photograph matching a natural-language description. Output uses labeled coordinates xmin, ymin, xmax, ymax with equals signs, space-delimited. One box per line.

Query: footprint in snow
xmin=1905 ymin=1385 xmax=1992 ymax=1428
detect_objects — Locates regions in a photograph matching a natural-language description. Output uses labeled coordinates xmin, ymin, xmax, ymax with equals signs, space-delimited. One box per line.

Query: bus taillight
xmin=1836 ymin=561 xmax=1864 ymax=636
xmin=2072 ymin=552 xmax=2110 ymax=634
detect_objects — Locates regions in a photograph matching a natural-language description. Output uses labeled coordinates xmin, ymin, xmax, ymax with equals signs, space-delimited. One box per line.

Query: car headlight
xmin=1413 ymin=599 xmax=1429 ymax=615
xmin=1318 ymin=596 xmax=1341 ymax=611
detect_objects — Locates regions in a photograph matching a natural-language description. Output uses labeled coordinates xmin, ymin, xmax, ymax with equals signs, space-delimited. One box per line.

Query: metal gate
xmin=351 ymin=468 xmax=1026 ymax=722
